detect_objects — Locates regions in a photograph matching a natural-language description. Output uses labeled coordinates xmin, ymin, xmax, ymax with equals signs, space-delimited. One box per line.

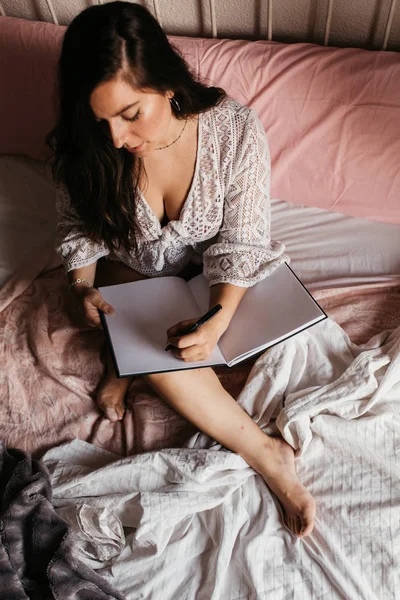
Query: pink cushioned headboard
xmin=1 ymin=16 xmax=400 ymax=223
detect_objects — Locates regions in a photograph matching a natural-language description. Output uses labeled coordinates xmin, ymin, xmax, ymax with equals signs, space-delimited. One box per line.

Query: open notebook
xmin=99 ymin=263 xmax=327 ymax=377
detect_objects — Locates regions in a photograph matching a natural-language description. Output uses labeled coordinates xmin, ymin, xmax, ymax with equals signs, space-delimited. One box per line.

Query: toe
xmin=98 ymin=392 xmax=126 ymax=421
xmin=299 ymin=520 xmax=314 ymax=538
xmin=104 ymin=407 xmax=119 ymax=422
xmin=295 ymin=516 xmax=302 ymax=537
xmin=115 ymin=403 xmax=125 ymax=420
xmin=285 ymin=509 xmax=315 ymax=538
xmin=287 ymin=516 xmax=297 ymax=536
xmin=298 ymin=506 xmax=315 ymax=537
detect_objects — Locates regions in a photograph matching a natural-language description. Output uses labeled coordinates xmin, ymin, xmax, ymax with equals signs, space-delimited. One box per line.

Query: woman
xmin=48 ymin=1 xmax=316 ymax=538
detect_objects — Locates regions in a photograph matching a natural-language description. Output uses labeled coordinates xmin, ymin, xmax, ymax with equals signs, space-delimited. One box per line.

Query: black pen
xmin=165 ymin=304 xmax=223 ymax=352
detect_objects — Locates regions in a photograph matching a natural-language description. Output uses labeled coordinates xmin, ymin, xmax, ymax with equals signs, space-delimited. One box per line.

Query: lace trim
xmin=55 ymin=97 xmax=287 ymax=283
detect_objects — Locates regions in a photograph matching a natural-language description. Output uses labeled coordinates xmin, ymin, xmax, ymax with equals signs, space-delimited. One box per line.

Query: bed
xmin=1 ymin=3 xmax=400 ymax=599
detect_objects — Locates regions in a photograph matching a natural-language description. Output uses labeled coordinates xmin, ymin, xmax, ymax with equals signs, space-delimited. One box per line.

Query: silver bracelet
xmin=68 ymin=278 xmax=93 ymax=295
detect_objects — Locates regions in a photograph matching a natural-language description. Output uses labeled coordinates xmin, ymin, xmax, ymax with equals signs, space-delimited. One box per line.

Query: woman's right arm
xmin=67 ymin=263 xmax=98 ymax=287
xmin=67 ymin=263 xmax=114 ymax=327
xmin=55 ymin=182 xmax=110 ymax=272
xmin=56 ymin=183 xmax=113 ymax=327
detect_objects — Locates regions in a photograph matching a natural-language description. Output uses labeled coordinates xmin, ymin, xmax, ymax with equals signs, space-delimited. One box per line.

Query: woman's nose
xmin=109 ymin=121 xmax=127 ymax=149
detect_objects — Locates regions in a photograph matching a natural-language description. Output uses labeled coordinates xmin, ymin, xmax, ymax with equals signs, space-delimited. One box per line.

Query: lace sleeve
xmin=55 ymin=182 xmax=110 ymax=272
xmin=203 ymin=110 xmax=287 ymax=287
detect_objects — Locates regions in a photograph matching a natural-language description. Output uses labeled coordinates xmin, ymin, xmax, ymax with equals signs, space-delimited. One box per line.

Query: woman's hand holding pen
xmin=165 ymin=307 xmax=228 ymax=362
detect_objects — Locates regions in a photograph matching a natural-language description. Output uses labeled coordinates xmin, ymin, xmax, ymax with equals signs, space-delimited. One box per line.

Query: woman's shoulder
xmin=207 ymin=96 xmax=263 ymax=137
xmin=205 ymin=96 xmax=265 ymax=154
xmin=208 ymin=95 xmax=251 ymax=122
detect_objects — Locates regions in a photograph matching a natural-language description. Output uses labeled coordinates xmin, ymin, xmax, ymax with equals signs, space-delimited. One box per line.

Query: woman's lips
xmin=126 ymin=142 xmax=145 ymax=152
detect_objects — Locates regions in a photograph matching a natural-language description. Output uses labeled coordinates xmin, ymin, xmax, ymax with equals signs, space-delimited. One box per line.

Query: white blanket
xmin=43 ymin=318 xmax=400 ymax=599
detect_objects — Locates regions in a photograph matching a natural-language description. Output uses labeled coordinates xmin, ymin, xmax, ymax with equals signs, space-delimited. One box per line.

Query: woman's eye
xmin=124 ymin=112 xmax=140 ymax=122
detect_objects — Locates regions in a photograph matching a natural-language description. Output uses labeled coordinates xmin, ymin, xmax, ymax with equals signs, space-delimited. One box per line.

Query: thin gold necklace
xmin=156 ymin=119 xmax=187 ymax=151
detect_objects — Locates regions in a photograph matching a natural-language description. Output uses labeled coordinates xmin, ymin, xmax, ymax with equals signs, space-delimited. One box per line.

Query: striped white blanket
xmin=43 ymin=318 xmax=400 ymax=599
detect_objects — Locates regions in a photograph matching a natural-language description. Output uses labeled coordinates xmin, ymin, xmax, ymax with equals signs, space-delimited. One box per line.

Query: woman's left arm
xmin=207 ymin=282 xmax=248 ymax=336
xmin=200 ymin=111 xmax=288 ymax=343
xmin=166 ymin=110 xmax=287 ymax=362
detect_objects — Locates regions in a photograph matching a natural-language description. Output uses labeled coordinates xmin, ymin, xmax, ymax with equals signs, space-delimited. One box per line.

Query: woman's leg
xmin=93 ymin=260 xmax=315 ymax=536
xmin=93 ymin=259 xmax=202 ymax=421
xmin=94 ymin=258 xmax=147 ymax=421
xmin=94 ymin=257 xmax=148 ymax=287
xmin=145 ymin=367 xmax=316 ymax=538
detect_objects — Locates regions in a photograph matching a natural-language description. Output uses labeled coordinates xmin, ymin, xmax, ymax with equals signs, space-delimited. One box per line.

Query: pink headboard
xmin=1 ymin=16 xmax=400 ymax=223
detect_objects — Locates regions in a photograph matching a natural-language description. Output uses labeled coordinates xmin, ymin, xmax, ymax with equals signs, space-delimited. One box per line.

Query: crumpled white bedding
xmin=43 ymin=318 xmax=400 ymax=600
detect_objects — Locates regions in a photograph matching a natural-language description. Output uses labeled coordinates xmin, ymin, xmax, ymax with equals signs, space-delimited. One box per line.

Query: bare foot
xmin=97 ymin=373 xmax=130 ymax=421
xmin=250 ymin=436 xmax=316 ymax=538
xmin=97 ymin=350 xmax=131 ymax=421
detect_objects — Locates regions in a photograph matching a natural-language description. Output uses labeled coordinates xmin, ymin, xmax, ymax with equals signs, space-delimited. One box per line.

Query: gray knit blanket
xmin=0 ymin=441 xmax=125 ymax=600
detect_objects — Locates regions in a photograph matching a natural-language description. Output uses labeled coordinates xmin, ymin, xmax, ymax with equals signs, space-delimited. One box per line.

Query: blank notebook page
xmin=100 ymin=277 xmax=225 ymax=376
xmin=189 ymin=264 xmax=325 ymax=365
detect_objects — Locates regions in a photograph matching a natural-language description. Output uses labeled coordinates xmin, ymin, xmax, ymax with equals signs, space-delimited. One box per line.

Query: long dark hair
xmin=47 ymin=1 xmax=225 ymax=253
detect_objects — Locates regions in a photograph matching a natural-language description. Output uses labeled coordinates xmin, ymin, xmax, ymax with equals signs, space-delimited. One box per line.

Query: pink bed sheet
xmin=1 ymin=267 xmax=400 ymax=459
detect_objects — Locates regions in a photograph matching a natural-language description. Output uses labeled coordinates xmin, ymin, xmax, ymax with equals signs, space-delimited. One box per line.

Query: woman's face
xmin=90 ymin=76 xmax=176 ymax=158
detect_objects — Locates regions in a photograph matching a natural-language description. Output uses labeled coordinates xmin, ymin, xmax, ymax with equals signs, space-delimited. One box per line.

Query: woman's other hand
xmin=166 ymin=316 xmax=227 ymax=362
xmin=69 ymin=284 xmax=115 ymax=328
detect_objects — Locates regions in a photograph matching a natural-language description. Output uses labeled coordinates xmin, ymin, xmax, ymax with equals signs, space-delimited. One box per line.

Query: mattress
xmin=272 ymin=198 xmax=400 ymax=288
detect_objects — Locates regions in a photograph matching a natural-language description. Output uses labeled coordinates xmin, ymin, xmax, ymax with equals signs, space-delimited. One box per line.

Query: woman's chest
xmin=135 ymin=114 xmax=228 ymax=242
xmin=142 ymin=158 xmax=196 ymax=224
xmin=140 ymin=124 xmax=198 ymax=225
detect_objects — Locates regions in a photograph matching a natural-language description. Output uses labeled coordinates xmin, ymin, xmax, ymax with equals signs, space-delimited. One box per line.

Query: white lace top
xmin=55 ymin=97 xmax=287 ymax=287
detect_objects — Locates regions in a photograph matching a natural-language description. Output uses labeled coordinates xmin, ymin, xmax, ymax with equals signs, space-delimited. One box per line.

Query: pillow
xmin=1 ymin=16 xmax=400 ymax=224
xmin=171 ymin=36 xmax=400 ymax=224
xmin=0 ymin=18 xmax=62 ymax=162
xmin=0 ymin=155 xmax=58 ymax=289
